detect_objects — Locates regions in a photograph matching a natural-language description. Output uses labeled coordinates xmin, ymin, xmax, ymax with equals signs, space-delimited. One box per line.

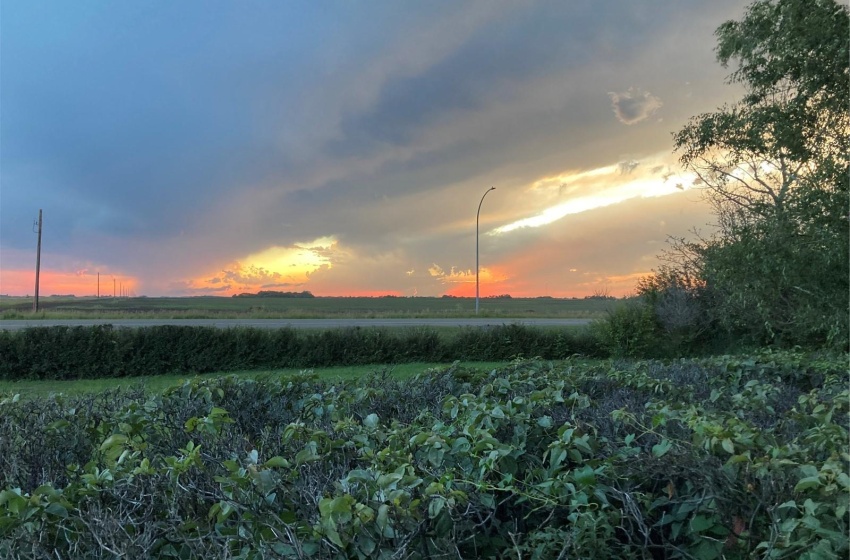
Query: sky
xmin=1 ymin=0 xmax=751 ymax=298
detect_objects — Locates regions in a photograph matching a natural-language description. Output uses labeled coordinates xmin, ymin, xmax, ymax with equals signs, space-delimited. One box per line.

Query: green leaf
xmin=357 ymin=536 xmax=377 ymax=556
xmin=99 ymin=434 xmax=128 ymax=453
xmin=537 ymin=416 xmax=553 ymax=428
xmin=330 ymin=496 xmax=353 ymax=515
xmin=726 ymin=453 xmax=750 ymax=465
xmin=691 ymin=539 xmax=723 ymax=560
xmin=721 ymin=438 xmax=735 ymax=454
xmin=451 ymin=437 xmax=470 ymax=453
xmin=363 ymin=413 xmax=379 ymax=429
xmin=434 ymin=506 xmax=452 ymax=537
xmin=295 ymin=448 xmax=320 ymax=465
xmin=499 ymin=455 xmax=518 ymax=476
xmin=377 ymin=473 xmax=402 ymax=490
xmin=318 ymin=498 xmax=333 ymax=517
xmin=689 ymin=514 xmax=715 ymax=533
xmin=479 ymin=493 xmax=495 ymax=509
xmin=802 ymin=498 xmax=818 ymax=516
xmin=301 ymin=542 xmax=319 ymax=555
xmin=799 ymin=464 xmax=819 ymax=478
xmin=427 ymin=447 xmax=445 ymax=468
xmin=428 ymin=496 xmax=446 ymax=519
xmin=652 ymin=439 xmax=672 ymax=458
xmin=263 ymin=456 xmax=290 ymax=468
xmin=44 ymin=503 xmax=68 ymax=518
xmin=376 ymin=504 xmax=394 ymax=538
xmin=573 ymin=466 xmax=596 ymax=486
xmin=184 ymin=417 xmax=199 ymax=432
xmin=324 ymin=522 xmax=344 ymax=548
xmin=794 ymin=476 xmax=822 ymax=492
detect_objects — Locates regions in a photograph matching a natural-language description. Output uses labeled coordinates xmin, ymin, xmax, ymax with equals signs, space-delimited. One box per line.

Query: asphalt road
xmin=0 ymin=318 xmax=592 ymax=331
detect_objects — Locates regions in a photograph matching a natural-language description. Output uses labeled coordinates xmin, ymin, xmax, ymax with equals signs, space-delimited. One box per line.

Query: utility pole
xmin=32 ymin=210 xmax=43 ymax=313
xmin=113 ymin=278 xmax=116 ymax=298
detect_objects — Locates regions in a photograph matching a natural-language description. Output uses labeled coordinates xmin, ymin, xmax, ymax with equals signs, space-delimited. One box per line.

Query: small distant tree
xmin=643 ymin=0 xmax=849 ymax=349
xmin=587 ymin=286 xmax=616 ymax=300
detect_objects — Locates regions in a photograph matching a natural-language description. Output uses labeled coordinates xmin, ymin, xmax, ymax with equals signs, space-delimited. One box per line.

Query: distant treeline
xmin=440 ymin=294 xmax=513 ymax=299
xmin=232 ymin=290 xmax=315 ymax=298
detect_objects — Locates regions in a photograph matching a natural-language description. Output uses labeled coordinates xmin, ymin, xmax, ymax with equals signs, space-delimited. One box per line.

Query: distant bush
xmin=0 ymin=324 xmax=605 ymax=381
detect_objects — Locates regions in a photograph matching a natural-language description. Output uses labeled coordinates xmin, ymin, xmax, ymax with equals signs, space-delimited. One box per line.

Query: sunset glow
xmin=180 ymin=237 xmax=339 ymax=296
xmin=243 ymin=237 xmax=337 ymax=280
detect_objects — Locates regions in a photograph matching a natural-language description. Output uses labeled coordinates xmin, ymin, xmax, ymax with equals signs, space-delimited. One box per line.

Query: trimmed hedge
xmin=0 ymin=324 xmax=605 ymax=380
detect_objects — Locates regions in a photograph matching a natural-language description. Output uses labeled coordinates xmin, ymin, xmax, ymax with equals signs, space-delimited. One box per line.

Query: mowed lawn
xmin=0 ymin=295 xmax=617 ymax=319
xmin=0 ymin=361 xmax=506 ymax=400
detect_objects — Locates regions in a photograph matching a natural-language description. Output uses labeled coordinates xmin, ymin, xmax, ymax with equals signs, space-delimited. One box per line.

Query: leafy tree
xmin=647 ymin=0 xmax=849 ymax=348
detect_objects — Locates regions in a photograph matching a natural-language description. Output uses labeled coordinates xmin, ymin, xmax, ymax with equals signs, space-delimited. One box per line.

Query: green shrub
xmin=591 ymin=300 xmax=665 ymax=358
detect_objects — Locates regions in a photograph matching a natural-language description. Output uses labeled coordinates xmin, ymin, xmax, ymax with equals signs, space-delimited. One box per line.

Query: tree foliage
xmin=648 ymin=0 xmax=849 ymax=349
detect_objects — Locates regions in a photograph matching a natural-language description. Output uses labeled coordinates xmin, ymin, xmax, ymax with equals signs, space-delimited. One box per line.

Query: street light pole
xmin=33 ymin=209 xmax=43 ymax=313
xmin=476 ymin=187 xmax=495 ymax=314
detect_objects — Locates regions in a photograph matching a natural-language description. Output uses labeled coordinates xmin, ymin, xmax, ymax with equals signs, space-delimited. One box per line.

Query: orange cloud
xmin=430 ymin=264 xmax=507 ymax=286
xmin=442 ymin=266 xmax=512 ymax=297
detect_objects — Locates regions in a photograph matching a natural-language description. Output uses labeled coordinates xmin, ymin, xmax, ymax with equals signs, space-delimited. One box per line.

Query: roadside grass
xmin=0 ymin=361 xmax=505 ymax=400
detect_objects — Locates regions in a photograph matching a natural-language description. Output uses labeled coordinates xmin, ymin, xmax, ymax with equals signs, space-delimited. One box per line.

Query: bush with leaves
xmin=2 ymin=351 xmax=846 ymax=558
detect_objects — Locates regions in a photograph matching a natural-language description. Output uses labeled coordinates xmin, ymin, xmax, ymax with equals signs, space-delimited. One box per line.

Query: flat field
xmin=0 ymin=294 xmax=617 ymax=319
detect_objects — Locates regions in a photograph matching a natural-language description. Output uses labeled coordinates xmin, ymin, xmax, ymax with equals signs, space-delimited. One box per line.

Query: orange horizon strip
xmin=0 ymin=269 xmax=138 ymax=298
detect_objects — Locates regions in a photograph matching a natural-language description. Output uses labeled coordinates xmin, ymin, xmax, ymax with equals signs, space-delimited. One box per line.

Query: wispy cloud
xmin=492 ymin=157 xmax=696 ymax=235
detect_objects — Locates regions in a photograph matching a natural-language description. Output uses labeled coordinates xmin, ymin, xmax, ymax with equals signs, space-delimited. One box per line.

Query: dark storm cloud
xmin=321 ymin=2 xmax=677 ymax=164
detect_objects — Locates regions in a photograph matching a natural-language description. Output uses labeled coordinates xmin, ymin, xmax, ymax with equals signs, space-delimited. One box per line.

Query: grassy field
xmin=0 ymin=294 xmax=618 ymax=319
xmin=0 ymin=360 xmax=504 ymax=399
